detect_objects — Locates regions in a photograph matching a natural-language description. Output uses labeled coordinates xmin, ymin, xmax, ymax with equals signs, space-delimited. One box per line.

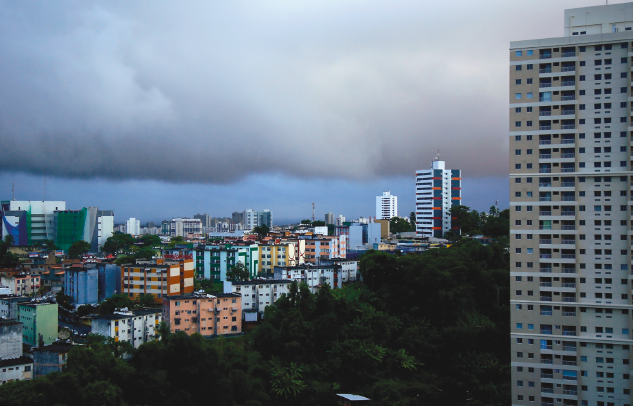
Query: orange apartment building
xmin=162 ymin=292 xmax=242 ymax=337
xmin=120 ymin=259 xmax=194 ymax=303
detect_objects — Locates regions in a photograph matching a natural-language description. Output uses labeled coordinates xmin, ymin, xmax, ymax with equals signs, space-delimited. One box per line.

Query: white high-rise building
xmin=325 ymin=212 xmax=334 ymax=225
xmin=375 ymin=191 xmax=397 ymax=220
xmin=126 ymin=218 xmax=140 ymax=236
xmin=243 ymin=209 xmax=259 ymax=231
xmin=415 ymin=157 xmax=461 ymax=239
xmin=510 ymin=4 xmax=633 ymax=406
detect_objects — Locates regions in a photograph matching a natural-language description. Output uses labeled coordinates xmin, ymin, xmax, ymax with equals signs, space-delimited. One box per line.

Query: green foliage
xmin=226 ymin=262 xmax=250 ymax=282
xmin=137 ymin=293 xmax=155 ymax=307
xmin=115 ymin=255 xmax=135 ymax=266
xmin=55 ymin=289 xmax=74 ymax=312
xmin=253 ymin=224 xmax=270 ymax=238
xmin=311 ymin=220 xmax=326 ymax=227
xmin=68 ymin=240 xmax=92 ymax=258
xmin=101 ymin=234 xmax=135 ymax=255
xmin=41 ymin=239 xmax=58 ymax=250
xmin=389 ymin=217 xmax=412 ymax=233
xmin=449 ymin=205 xmax=509 ymax=238
xmin=269 ymin=358 xmax=307 ymax=399
xmin=166 ymin=236 xmax=185 ymax=248
xmin=98 ymin=294 xmax=135 ymax=315
xmin=139 ymin=234 xmax=161 ymax=247
xmin=194 ymin=278 xmax=222 ymax=295
xmin=300 ymin=219 xmax=312 ymax=225
xmin=409 ymin=211 xmax=416 ymax=229
xmin=75 ymin=304 xmax=95 ymax=317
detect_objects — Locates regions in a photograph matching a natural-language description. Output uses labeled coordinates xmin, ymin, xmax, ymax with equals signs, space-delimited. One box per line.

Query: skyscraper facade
xmin=375 ymin=191 xmax=397 ymax=220
xmin=325 ymin=212 xmax=334 ymax=225
xmin=510 ymin=4 xmax=633 ymax=406
xmin=415 ymin=158 xmax=461 ymax=238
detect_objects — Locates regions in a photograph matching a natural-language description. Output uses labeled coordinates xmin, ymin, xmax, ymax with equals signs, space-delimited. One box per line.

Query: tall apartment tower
xmin=325 ymin=212 xmax=334 ymax=225
xmin=243 ymin=209 xmax=259 ymax=231
xmin=126 ymin=218 xmax=140 ymax=236
xmin=415 ymin=158 xmax=461 ymax=238
xmin=510 ymin=4 xmax=633 ymax=406
xmin=376 ymin=191 xmax=397 ymax=220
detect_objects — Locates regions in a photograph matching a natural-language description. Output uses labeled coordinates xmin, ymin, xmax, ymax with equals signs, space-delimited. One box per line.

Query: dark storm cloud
xmin=0 ymin=0 xmax=619 ymax=183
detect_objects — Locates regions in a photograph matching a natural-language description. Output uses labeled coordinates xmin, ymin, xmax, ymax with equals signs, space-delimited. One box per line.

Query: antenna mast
xmin=312 ymin=203 xmax=315 ymax=222
xmin=12 ymin=183 xmax=15 ymax=201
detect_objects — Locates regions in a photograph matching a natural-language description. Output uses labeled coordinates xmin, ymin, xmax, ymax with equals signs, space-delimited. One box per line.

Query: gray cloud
xmin=0 ymin=0 xmax=621 ymax=183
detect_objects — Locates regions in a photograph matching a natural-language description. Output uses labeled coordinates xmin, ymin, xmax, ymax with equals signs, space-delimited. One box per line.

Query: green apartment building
xmin=195 ymin=244 xmax=259 ymax=280
xmin=18 ymin=303 xmax=58 ymax=346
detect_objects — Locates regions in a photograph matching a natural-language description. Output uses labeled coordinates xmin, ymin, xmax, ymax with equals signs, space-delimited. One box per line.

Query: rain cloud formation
xmin=0 ymin=0 xmax=619 ymax=186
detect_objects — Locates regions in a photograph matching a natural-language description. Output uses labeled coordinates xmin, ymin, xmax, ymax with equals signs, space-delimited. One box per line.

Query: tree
xmin=312 ymin=220 xmax=326 ymax=227
xmin=409 ymin=211 xmax=416 ymax=229
xmin=134 ymin=247 xmax=156 ymax=260
xmin=253 ymin=224 xmax=270 ymax=238
xmin=76 ymin=304 xmax=95 ymax=317
xmin=226 ymin=262 xmax=250 ymax=282
xmin=300 ymin=219 xmax=312 ymax=225
xmin=390 ymin=217 xmax=412 ymax=233
xmin=167 ymin=236 xmax=185 ymax=248
xmin=56 ymin=289 xmax=74 ymax=311
xmin=139 ymin=234 xmax=161 ymax=248
xmin=101 ymin=234 xmax=135 ymax=255
xmin=115 ymin=255 xmax=135 ymax=266
xmin=0 ymin=236 xmax=20 ymax=269
xmin=69 ymin=240 xmax=92 ymax=258
xmin=41 ymin=239 xmax=57 ymax=250
xmin=98 ymin=294 xmax=134 ymax=315
xmin=137 ymin=294 xmax=155 ymax=307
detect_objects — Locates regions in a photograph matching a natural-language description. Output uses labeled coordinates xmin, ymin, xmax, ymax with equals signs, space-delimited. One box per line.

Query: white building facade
xmin=125 ymin=218 xmax=140 ymax=236
xmin=415 ymin=158 xmax=461 ymax=238
xmin=91 ymin=309 xmax=161 ymax=352
xmin=243 ymin=210 xmax=259 ymax=231
xmin=376 ymin=191 xmax=397 ymax=220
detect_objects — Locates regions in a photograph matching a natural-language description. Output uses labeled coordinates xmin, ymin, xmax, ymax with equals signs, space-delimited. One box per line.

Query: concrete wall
xmin=0 ymin=322 xmax=23 ymax=360
xmin=33 ymin=350 xmax=63 ymax=377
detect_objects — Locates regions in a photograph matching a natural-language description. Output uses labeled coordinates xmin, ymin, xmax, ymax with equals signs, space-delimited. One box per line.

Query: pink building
xmin=162 ymin=292 xmax=242 ymax=337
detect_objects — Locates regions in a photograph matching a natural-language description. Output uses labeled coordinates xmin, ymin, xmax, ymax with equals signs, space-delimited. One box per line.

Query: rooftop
xmin=0 ymin=319 xmax=22 ymax=326
xmin=231 ymin=280 xmax=292 ymax=286
xmin=32 ymin=342 xmax=76 ymax=353
xmin=0 ymin=356 xmax=33 ymax=368
xmin=337 ymin=394 xmax=370 ymax=401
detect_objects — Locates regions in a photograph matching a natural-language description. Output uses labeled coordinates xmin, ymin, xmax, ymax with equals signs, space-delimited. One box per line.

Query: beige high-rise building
xmin=510 ymin=4 xmax=633 ymax=406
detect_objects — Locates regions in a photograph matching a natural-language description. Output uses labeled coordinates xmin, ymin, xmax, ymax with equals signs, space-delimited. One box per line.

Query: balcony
xmin=539 ymin=211 xmax=552 ymax=216
xmin=539 ymin=225 xmax=552 ymax=230
xmin=539 ymin=182 xmax=552 ymax=187
xmin=541 ymin=359 xmax=554 ymax=364
xmin=541 ymin=329 xmax=553 ymax=334
xmin=540 ymin=282 xmax=552 ymax=287
xmin=561 ymin=211 xmax=575 ymax=216
xmin=562 ymin=375 xmax=577 ymax=381
xmin=562 ymin=311 xmax=576 ymax=316
xmin=561 ymin=96 xmax=575 ymax=101
xmin=562 ymin=330 xmax=577 ymax=335
xmin=561 ymin=81 xmax=576 ymax=86
xmin=561 ymin=139 xmax=574 ymax=143
xmin=563 ymin=390 xmax=578 ymax=395
xmin=562 ymin=346 xmax=576 ymax=351
xmin=541 ymin=373 xmax=554 ymax=379
xmin=540 ymin=197 xmax=552 ymax=201
xmin=540 ymin=268 xmax=553 ymax=273
xmin=540 ymin=140 xmax=552 ymax=144
xmin=540 ymin=68 xmax=552 ymax=73
xmin=561 ymin=182 xmax=575 ymax=187
xmin=561 ymin=52 xmax=576 ymax=57
xmin=561 ymin=153 xmax=575 ymax=158
xmin=562 ymin=283 xmax=576 ymax=288
xmin=561 ymin=196 xmax=575 ymax=201
xmin=540 ymin=239 xmax=552 ymax=244
xmin=540 ymin=83 xmax=552 ymax=88
xmin=540 ymin=111 xmax=552 ymax=116
xmin=561 ymin=239 xmax=576 ymax=244
xmin=540 ymin=126 xmax=552 ymax=130
xmin=540 ymin=168 xmax=552 ymax=173
xmin=540 ymin=54 xmax=552 ymax=59
xmin=562 ymin=298 xmax=576 ymax=302
xmin=541 ymin=388 xmax=554 ymax=394
xmin=562 ymin=110 xmax=576 ymax=115
xmin=561 ymin=168 xmax=575 ymax=172
xmin=540 ymin=297 xmax=553 ymax=302
xmin=561 ymin=254 xmax=575 ymax=259
xmin=561 ymin=66 xmax=576 ymax=72
xmin=541 ymin=310 xmax=553 ymax=315
xmin=539 ymin=154 xmax=552 ymax=159
xmin=540 ymin=97 xmax=552 ymax=102
xmin=562 ymin=268 xmax=576 ymax=274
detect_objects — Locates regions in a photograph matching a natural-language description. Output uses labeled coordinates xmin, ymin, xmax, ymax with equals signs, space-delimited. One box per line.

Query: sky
xmin=0 ymin=0 xmax=625 ymax=224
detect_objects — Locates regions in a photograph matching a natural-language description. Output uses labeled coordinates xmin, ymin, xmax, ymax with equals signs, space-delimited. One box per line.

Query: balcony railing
xmin=539 ymin=154 xmax=552 ymax=158
xmin=561 ymin=168 xmax=575 ymax=172
xmin=561 ymin=211 xmax=575 ymax=216
xmin=562 ymin=376 xmax=577 ymax=380
xmin=539 ymin=183 xmax=552 ymax=187
xmin=540 ymin=68 xmax=552 ymax=73
xmin=562 ymin=110 xmax=576 ymax=115
xmin=561 ymin=196 xmax=575 ymax=201
xmin=540 ymin=54 xmax=552 ymax=59
xmin=562 ymin=346 xmax=576 ymax=351
xmin=540 ymin=297 xmax=553 ymax=302
xmin=562 ymin=283 xmax=576 ymax=288
xmin=561 ymin=182 xmax=575 ymax=187
xmin=562 ymin=330 xmax=577 ymax=336
xmin=561 ymin=254 xmax=575 ymax=259
xmin=561 ymin=66 xmax=576 ymax=72
xmin=539 ymin=225 xmax=552 ymax=230
xmin=540 ymin=268 xmax=553 ymax=273
xmin=562 ymin=268 xmax=576 ymax=273
xmin=561 ymin=125 xmax=576 ymax=130
xmin=540 ymin=197 xmax=552 ymax=201
xmin=561 ymin=153 xmax=575 ymax=158
xmin=540 ymin=282 xmax=552 ymax=287
xmin=540 ymin=111 xmax=552 ymax=116
xmin=561 ymin=81 xmax=576 ymax=86
xmin=541 ymin=359 xmax=554 ymax=364
xmin=541 ymin=373 xmax=554 ymax=379
xmin=562 ymin=298 xmax=576 ymax=302
xmin=540 ymin=168 xmax=552 ymax=173
xmin=561 ymin=96 xmax=576 ymax=101
xmin=540 ymin=239 xmax=552 ymax=244
xmin=540 ymin=97 xmax=552 ymax=102
xmin=561 ymin=52 xmax=576 ymax=57
xmin=541 ymin=329 xmax=553 ymax=334
xmin=540 ymin=126 xmax=552 ymax=130
xmin=539 ymin=211 xmax=552 ymax=216
xmin=562 ymin=311 xmax=576 ymax=316
xmin=541 ymin=388 xmax=554 ymax=394
xmin=541 ymin=344 xmax=553 ymax=350
xmin=561 ymin=240 xmax=576 ymax=244
xmin=540 ymin=83 xmax=552 ymax=88
xmin=541 ymin=310 xmax=553 ymax=315
xmin=540 ymin=140 xmax=552 ymax=144
xmin=542 ymin=402 xmax=554 ymax=406
xmin=563 ymin=390 xmax=578 ymax=395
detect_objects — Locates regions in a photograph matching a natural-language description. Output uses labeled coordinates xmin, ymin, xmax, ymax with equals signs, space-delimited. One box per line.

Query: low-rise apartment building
xmin=0 ymin=273 xmax=40 ymax=296
xmin=32 ymin=342 xmax=74 ymax=377
xmin=64 ymin=266 xmax=98 ymax=305
xmin=18 ymin=303 xmax=58 ymax=346
xmin=0 ymin=320 xmax=33 ymax=385
xmin=91 ymin=309 xmax=161 ymax=350
xmin=0 ymin=296 xmax=31 ymax=319
xmin=225 ymin=280 xmax=292 ymax=314
xmin=162 ymin=292 xmax=242 ymax=336
xmin=274 ymin=265 xmax=341 ymax=293
xmin=121 ymin=259 xmax=194 ymax=303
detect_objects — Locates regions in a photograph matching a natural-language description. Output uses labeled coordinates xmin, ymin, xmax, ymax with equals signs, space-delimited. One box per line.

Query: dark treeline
xmin=0 ymin=240 xmax=509 ymax=406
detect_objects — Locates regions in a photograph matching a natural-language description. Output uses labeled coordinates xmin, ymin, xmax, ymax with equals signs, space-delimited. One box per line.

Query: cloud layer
xmin=0 ymin=0 xmax=616 ymax=183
